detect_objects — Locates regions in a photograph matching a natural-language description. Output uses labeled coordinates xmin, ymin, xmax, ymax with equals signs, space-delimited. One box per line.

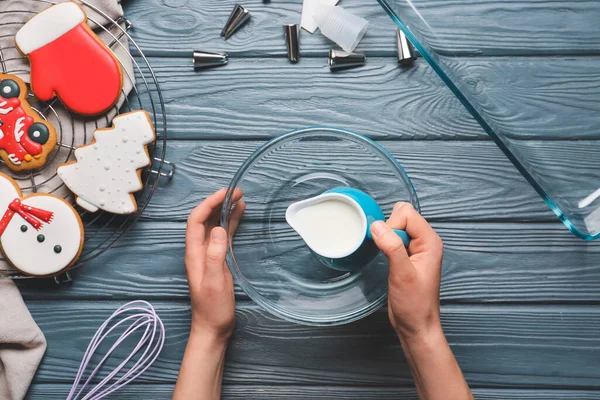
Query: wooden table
xmin=22 ymin=0 xmax=600 ymax=398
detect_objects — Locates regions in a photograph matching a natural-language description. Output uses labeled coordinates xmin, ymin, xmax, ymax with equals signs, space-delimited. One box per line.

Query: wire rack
xmin=0 ymin=0 xmax=173 ymax=280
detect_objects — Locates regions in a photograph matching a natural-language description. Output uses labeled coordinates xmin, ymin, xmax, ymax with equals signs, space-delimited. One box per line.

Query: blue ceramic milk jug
xmin=286 ymin=187 xmax=410 ymax=271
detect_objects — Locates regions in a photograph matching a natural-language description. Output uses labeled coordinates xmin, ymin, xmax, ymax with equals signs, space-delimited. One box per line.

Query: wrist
xmin=190 ymin=323 xmax=231 ymax=349
xmin=398 ymin=321 xmax=445 ymax=350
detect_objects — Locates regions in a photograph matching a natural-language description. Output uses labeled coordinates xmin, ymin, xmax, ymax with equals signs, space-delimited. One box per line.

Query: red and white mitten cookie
xmin=0 ymin=173 xmax=84 ymax=277
xmin=58 ymin=111 xmax=156 ymax=214
xmin=0 ymin=73 xmax=57 ymax=171
xmin=15 ymin=1 xmax=123 ymax=116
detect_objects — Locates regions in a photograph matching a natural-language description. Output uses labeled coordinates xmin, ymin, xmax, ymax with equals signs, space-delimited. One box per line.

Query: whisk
xmin=66 ymin=300 xmax=166 ymax=400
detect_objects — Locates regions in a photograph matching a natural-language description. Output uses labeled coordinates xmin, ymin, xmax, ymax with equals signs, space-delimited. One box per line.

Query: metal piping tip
xmin=221 ymin=4 xmax=251 ymax=40
xmin=283 ymin=24 xmax=300 ymax=63
xmin=328 ymin=49 xmax=366 ymax=70
xmin=193 ymin=51 xmax=229 ymax=69
xmin=397 ymin=29 xmax=416 ymax=65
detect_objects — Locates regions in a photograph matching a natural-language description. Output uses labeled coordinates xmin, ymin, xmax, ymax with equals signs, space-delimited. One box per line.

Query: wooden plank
xmin=122 ymin=0 xmax=600 ymax=56
xmin=138 ymin=56 xmax=600 ymax=141
xmin=141 ymin=57 xmax=484 ymax=140
xmin=25 ymin=301 xmax=600 ymax=388
xmin=26 ymin=384 xmax=600 ymax=399
xmin=124 ymin=0 xmax=398 ymax=57
xmin=134 ymin=140 xmax=553 ymax=222
xmin=446 ymin=57 xmax=600 ymax=140
xmin=388 ymin=0 xmax=600 ymax=56
xmin=17 ymin=220 xmax=600 ymax=302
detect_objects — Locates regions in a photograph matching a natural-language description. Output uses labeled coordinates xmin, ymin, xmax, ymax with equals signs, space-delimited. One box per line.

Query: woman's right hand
xmin=371 ymin=204 xmax=474 ymax=400
xmin=370 ymin=203 xmax=444 ymax=342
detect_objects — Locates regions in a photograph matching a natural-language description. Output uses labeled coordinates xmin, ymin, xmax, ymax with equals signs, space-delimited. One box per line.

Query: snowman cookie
xmin=57 ymin=111 xmax=156 ymax=215
xmin=0 ymin=173 xmax=84 ymax=277
xmin=0 ymin=73 xmax=57 ymax=171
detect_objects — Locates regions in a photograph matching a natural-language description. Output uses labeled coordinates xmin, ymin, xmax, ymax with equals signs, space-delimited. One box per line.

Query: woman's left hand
xmin=185 ymin=188 xmax=245 ymax=342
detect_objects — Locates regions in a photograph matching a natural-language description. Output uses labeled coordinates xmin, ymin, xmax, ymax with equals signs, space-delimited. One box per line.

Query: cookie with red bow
xmin=0 ymin=173 xmax=83 ymax=277
xmin=0 ymin=73 xmax=57 ymax=171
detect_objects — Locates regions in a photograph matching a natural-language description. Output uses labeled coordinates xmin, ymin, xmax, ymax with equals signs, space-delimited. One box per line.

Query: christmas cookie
xmin=0 ymin=173 xmax=84 ymax=277
xmin=57 ymin=111 xmax=156 ymax=215
xmin=0 ymin=73 xmax=57 ymax=171
xmin=15 ymin=1 xmax=123 ymax=116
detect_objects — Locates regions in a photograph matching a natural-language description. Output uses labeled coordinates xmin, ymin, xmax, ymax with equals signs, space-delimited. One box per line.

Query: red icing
xmin=29 ymin=24 xmax=122 ymax=116
xmin=0 ymin=198 xmax=54 ymax=236
xmin=0 ymin=97 xmax=42 ymax=164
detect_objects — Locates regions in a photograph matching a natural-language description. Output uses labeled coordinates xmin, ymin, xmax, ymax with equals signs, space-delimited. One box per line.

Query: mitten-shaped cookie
xmin=15 ymin=1 xmax=123 ymax=116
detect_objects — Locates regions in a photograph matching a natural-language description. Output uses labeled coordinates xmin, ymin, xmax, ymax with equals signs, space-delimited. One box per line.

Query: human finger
xmin=188 ymin=189 xmax=228 ymax=227
xmin=185 ymin=190 xmax=228 ymax=276
xmin=228 ymin=200 xmax=246 ymax=236
xmin=387 ymin=203 xmax=441 ymax=253
xmin=370 ymin=221 xmax=415 ymax=278
xmin=231 ymin=187 xmax=243 ymax=203
xmin=205 ymin=227 xmax=228 ymax=279
xmin=206 ymin=188 xmax=244 ymax=228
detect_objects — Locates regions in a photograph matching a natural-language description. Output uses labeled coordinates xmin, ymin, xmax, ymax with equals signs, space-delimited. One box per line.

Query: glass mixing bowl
xmin=221 ymin=127 xmax=420 ymax=325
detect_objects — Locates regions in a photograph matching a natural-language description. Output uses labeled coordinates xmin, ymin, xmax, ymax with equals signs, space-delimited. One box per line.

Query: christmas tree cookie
xmin=57 ymin=111 xmax=156 ymax=215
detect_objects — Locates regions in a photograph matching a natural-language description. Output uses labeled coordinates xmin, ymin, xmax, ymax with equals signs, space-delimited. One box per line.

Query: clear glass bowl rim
xmin=221 ymin=126 xmax=420 ymax=326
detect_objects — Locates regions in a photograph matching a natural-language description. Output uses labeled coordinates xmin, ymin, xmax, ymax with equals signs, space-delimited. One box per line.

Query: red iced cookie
xmin=0 ymin=73 xmax=57 ymax=171
xmin=15 ymin=1 xmax=123 ymax=116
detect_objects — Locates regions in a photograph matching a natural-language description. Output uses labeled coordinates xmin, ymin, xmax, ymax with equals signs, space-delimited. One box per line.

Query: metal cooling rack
xmin=0 ymin=0 xmax=174 ymax=280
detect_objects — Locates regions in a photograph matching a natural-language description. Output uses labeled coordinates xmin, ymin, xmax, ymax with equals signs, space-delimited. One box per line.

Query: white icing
xmin=0 ymin=176 xmax=83 ymax=276
xmin=0 ymin=101 xmax=14 ymax=115
xmin=0 ymin=178 xmax=20 ymax=211
xmin=14 ymin=117 xmax=25 ymax=143
xmin=15 ymin=2 xmax=85 ymax=55
xmin=7 ymin=154 xmax=21 ymax=165
xmin=57 ymin=111 xmax=156 ymax=215
xmin=3 ymin=86 xmax=11 ymax=94
xmin=76 ymin=198 xmax=99 ymax=213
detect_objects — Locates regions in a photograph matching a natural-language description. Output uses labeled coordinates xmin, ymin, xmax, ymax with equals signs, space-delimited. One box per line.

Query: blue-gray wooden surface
xmin=22 ymin=0 xmax=600 ymax=398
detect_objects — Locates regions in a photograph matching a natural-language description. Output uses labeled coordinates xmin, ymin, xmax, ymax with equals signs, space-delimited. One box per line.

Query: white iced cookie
xmin=0 ymin=173 xmax=84 ymax=277
xmin=57 ymin=111 xmax=156 ymax=214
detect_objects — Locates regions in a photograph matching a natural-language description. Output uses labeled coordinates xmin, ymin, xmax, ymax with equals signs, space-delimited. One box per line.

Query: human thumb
xmin=370 ymin=221 xmax=411 ymax=269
